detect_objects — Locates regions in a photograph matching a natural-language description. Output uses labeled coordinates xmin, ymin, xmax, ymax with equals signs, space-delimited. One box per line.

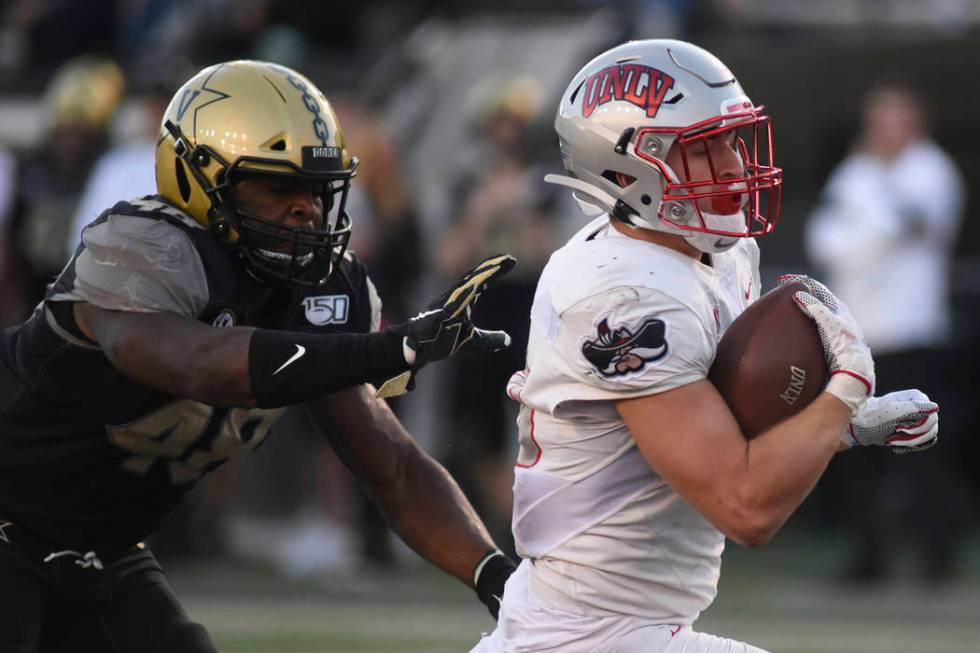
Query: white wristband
xmin=473 ymin=550 xmax=505 ymax=586
xmin=825 ymin=372 xmax=870 ymax=415
xmin=402 ymin=337 xmax=417 ymax=365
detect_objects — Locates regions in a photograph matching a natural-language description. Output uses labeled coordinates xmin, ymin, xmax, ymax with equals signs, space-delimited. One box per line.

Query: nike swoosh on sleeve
xmin=273 ymin=344 xmax=306 ymax=375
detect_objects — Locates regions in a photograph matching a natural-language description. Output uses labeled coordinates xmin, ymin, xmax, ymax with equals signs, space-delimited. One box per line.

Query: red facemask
xmin=633 ymin=106 xmax=783 ymax=238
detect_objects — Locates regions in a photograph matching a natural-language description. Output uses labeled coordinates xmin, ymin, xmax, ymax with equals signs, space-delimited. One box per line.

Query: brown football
xmin=708 ymin=282 xmax=828 ymax=439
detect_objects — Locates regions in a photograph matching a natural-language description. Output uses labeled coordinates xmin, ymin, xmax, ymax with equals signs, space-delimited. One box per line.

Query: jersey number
xmin=107 ymin=400 xmax=283 ymax=484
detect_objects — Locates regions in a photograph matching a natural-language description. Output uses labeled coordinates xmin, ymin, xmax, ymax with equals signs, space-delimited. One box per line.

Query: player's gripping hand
xmin=377 ymin=254 xmax=516 ymax=398
xmin=843 ymin=389 xmax=939 ymax=454
xmin=778 ymin=275 xmax=874 ymax=415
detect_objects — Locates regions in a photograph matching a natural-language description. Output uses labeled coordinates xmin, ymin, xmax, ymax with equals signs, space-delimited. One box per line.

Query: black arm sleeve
xmin=248 ymin=329 xmax=408 ymax=408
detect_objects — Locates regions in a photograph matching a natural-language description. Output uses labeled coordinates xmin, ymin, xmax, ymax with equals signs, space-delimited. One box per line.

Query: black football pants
xmin=0 ymin=521 xmax=217 ymax=653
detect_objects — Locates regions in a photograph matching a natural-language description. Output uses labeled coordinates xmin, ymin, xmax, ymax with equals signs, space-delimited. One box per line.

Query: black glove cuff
xmin=249 ymin=329 xmax=408 ymax=408
xmin=474 ymin=551 xmax=517 ymax=620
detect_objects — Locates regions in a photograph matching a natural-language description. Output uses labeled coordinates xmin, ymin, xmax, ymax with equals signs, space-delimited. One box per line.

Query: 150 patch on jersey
xmin=303 ymin=294 xmax=349 ymax=325
xmin=581 ymin=315 xmax=669 ymax=377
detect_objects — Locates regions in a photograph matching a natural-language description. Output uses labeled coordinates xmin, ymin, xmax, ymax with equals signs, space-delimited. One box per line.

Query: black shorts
xmin=0 ymin=521 xmax=216 ymax=653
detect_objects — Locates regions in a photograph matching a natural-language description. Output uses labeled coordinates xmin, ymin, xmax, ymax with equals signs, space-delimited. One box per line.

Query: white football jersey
xmin=509 ymin=214 xmax=760 ymax=624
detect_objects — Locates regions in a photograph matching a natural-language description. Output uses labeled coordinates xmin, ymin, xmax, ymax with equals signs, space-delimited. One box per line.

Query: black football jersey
xmin=0 ymin=196 xmax=379 ymax=558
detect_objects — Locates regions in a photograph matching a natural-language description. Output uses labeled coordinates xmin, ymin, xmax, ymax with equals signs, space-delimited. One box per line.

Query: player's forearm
xmin=77 ymin=304 xmax=409 ymax=408
xmin=377 ymin=448 xmax=497 ymax=586
xmin=733 ymin=392 xmax=850 ymax=545
xmin=306 ymin=388 xmax=497 ymax=587
xmin=163 ymin=329 xmax=408 ymax=407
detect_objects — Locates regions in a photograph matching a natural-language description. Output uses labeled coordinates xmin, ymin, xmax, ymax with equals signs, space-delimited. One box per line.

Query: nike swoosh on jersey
xmin=273 ymin=345 xmax=306 ymax=375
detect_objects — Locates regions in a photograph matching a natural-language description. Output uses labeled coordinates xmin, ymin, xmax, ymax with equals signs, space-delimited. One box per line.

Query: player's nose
xmin=714 ymin=144 xmax=744 ymax=180
xmin=282 ymin=189 xmax=319 ymax=228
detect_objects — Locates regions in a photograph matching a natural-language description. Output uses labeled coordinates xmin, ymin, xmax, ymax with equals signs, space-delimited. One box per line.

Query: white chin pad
xmin=683 ymin=209 xmax=747 ymax=253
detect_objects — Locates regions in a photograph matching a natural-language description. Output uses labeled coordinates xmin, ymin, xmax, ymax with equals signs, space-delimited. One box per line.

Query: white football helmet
xmin=546 ymin=39 xmax=783 ymax=253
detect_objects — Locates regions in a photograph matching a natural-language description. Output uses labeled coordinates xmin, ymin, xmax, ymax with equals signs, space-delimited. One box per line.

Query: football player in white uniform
xmin=472 ymin=40 xmax=940 ymax=653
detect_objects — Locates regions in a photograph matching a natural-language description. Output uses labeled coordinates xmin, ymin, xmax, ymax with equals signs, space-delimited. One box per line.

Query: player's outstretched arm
xmin=307 ymin=385 xmax=516 ymax=618
xmin=71 ymin=255 xmax=516 ymax=409
xmin=73 ymin=302 xmax=409 ymax=408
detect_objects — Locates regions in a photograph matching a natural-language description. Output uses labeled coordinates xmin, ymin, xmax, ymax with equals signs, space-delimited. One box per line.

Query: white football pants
xmin=471 ymin=561 xmax=769 ymax=653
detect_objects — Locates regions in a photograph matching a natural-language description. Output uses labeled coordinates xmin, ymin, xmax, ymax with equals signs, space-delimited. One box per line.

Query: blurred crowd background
xmin=1 ymin=0 xmax=978 ymax=592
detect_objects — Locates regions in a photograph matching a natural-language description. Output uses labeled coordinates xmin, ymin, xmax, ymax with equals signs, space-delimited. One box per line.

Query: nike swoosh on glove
xmin=845 ymin=389 xmax=939 ymax=454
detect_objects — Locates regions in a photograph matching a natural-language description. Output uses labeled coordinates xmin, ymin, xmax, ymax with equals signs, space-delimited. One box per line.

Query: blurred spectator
xmin=805 ymin=78 xmax=968 ymax=583
xmin=807 ymin=80 xmax=963 ymax=351
xmin=436 ymin=74 xmax=560 ymax=552
xmin=66 ymin=78 xmax=172 ymax=257
xmin=333 ymin=94 xmax=424 ymax=325
xmin=1 ymin=0 xmax=116 ymax=73
xmin=6 ymin=56 xmax=123 ymax=316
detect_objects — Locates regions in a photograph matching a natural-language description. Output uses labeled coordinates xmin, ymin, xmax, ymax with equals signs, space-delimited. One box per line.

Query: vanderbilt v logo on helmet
xmin=155 ymin=60 xmax=357 ymax=286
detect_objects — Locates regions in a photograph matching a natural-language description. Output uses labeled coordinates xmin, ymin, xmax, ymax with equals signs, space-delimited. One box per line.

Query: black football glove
xmin=474 ymin=551 xmax=518 ymax=620
xmin=376 ymin=254 xmax=516 ymax=398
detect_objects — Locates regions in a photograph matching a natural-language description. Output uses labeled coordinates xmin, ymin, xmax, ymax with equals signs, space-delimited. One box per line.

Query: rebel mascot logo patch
xmin=582 ymin=315 xmax=669 ymax=377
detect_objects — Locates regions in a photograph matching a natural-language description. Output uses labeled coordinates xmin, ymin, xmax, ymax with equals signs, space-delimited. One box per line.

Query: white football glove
xmin=844 ymin=389 xmax=939 ymax=454
xmin=506 ymin=369 xmax=528 ymax=403
xmin=778 ymin=275 xmax=874 ymax=415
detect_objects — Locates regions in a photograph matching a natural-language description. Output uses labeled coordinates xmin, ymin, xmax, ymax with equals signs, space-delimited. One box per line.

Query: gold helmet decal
xmin=155 ymin=61 xmax=356 ymax=285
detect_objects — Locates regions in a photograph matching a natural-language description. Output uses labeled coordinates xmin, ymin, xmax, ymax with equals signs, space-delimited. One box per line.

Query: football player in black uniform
xmin=0 ymin=60 xmax=517 ymax=652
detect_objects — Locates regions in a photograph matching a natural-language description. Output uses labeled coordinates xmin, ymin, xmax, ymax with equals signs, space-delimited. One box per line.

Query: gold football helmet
xmin=155 ymin=60 xmax=356 ymax=285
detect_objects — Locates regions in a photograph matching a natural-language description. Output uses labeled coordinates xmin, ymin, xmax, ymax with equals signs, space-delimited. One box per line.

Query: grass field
xmin=169 ymin=534 xmax=980 ymax=653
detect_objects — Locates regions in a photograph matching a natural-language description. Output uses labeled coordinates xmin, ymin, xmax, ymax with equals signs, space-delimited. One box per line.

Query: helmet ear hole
xmin=601 ymin=170 xmax=636 ymax=188
xmin=174 ymin=157 xmax=191 ymax=203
